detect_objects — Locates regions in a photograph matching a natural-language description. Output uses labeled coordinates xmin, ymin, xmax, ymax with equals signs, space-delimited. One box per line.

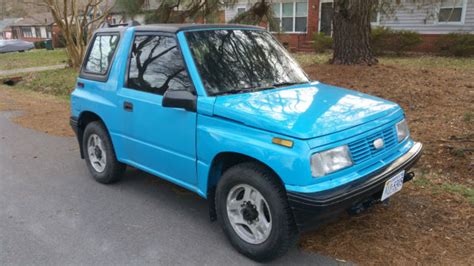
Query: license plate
xmin=381 ymin=170 xmax=405 ymax=201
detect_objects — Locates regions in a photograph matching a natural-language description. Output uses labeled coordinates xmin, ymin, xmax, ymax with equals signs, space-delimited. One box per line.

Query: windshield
xmin=185 ymin=29 xmax=310 ymax=96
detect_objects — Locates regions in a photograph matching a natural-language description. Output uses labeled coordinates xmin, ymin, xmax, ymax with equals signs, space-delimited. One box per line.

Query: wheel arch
xmin=76 ymin=111 xmax=108 ymax=159
xmin=206 ymin=151 xmax=286 ymax=221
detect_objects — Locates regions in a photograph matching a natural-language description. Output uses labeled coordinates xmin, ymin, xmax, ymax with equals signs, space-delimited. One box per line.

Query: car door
xmin=118 ymin=32 xmax=197 ymax=186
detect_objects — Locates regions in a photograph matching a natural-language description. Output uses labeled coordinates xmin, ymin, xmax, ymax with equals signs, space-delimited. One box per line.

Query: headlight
xmin=396 ymin=119 xmax=409 ymax=142
xmin=311 ymin=145 xmax=353 ymax=177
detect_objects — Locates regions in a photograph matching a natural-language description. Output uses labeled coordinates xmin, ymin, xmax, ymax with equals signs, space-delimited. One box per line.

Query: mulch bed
xmin=300 ymin=63 xmax=474 ymax=265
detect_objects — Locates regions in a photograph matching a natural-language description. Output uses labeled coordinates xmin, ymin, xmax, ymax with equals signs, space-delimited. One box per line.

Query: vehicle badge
xmin=373 ymin=138 xmax=384 ymax=150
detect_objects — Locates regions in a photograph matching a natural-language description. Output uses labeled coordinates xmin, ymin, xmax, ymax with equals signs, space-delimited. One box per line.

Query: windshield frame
xmin=182 ymin=28 xmax=310 ymax=97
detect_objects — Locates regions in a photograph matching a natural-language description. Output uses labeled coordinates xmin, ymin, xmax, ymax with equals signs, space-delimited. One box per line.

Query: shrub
xmin=371 ymin=27 xmax=422 ymax=55
xmin=435 ymin=33 xmax=474 ymax=57
xmin=34 ymin=41 xmax=46 ymax=49
xmin=313 ymin=32 xmax=333 ymax=53
xmin=371 ymin=27 xmax=391 ymax=55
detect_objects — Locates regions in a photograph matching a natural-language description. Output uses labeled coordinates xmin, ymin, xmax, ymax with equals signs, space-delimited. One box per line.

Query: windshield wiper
xmin=247 ymin=85 xmax=275 ymax=92
xmin=212 ymin=85 xmax=275 ymax=96
xmin=212 ymin=88 xmax=251 ymax=96
xmin=272 ymin=81 xmax=308 ymax=87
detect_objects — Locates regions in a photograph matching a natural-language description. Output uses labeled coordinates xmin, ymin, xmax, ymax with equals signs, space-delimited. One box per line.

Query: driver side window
xmin=127 ymin=34 xmax=192 ymax=95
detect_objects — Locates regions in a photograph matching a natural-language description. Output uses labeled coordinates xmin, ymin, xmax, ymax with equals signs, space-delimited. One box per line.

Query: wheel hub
xmin=241 ymin=202 xmax=258 ymax=223
xmin=94 ymin=146 xmax=102 ymax=159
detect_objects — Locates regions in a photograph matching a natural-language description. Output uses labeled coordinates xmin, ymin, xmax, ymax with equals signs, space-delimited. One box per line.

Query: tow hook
xmin=404 ymin=171 xmax=415 ymax=182
xmin=347 ymin=197 xmax=378 ymax=215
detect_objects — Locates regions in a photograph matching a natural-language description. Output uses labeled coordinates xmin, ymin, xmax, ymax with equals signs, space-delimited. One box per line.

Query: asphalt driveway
xmin=0 ymin=111 xmax=342 ymax=265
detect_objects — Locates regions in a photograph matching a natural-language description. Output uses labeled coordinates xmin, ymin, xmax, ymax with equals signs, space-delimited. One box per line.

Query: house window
xmin=35 ymin=27 xmax=41 ymax=38
xmin=282 ymin=3 xmax=294 ymax=32
xmin=237 ymin=7 xmax=246 ymax=15
xmin=21 ymin=27 xmax=33 ymax=38
xmin=371 ymin=11 xmax=380 ymax=24
xmin=295 ymin=2 xmax=308 ymax=32
xmin=271 ymin=1 xmax=308 ymax=33
xmin=438 ymin=0 xmax=466 ymax=23
xmin=270 ymin=3 xmax=281 ymax=31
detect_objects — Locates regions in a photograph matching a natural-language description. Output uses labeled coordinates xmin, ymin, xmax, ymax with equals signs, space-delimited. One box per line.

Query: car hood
xmin=213 ymin=82 xmax=401 ymax=139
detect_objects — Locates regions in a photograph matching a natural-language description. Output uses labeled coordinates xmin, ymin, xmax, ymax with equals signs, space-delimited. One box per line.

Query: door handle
xmin=123 ymin=101 xmax=133 ymax=112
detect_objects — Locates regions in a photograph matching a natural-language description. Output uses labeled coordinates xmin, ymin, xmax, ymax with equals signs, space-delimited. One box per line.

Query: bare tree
xmin=115 ymin=0 xmax=145 ymax=20
xmin=42 ymin=0 xmax=112 ymax=68
xmin=117 ymin=0 xmax=225 ymax=24
xmin=228 ymin=0 xmax=278 ymax=30
xmin=0 ymin=0 xmax=29 ymax=18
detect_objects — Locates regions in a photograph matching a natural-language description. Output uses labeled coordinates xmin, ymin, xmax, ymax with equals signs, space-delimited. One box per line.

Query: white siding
xmin=225 ymin=0 xmax=300 ymax=22
xmin=225 ymin=0 xmax=474 ymax=34
xmin=225 ymin=1 xmax=252 ymax=22
xmin=378 ymin=0 xmax=474 ymax=34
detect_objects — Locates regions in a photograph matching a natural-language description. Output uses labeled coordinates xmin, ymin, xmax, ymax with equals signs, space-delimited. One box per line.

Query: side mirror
xmin=162 ymin=90 xmax=197 ymax=112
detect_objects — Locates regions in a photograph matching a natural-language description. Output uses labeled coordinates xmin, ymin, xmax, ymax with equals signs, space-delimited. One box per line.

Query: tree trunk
xmin=331 ymin=0 xmax=378 ymax=65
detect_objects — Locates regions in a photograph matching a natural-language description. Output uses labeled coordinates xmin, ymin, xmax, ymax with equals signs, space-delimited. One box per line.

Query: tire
xmin=82 ymin=121 xmax=125 ymax=184
xmin=216 ymin=162 xmax=298 ymax=262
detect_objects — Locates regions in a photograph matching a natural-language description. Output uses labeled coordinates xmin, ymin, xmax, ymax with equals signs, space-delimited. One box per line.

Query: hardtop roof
xmin=95 ymin=23 xmax=263 ymax=34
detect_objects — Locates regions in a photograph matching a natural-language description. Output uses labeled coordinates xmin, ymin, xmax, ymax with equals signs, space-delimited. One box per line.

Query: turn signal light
xmin=272 ymin=137 xmax=293 ymax=148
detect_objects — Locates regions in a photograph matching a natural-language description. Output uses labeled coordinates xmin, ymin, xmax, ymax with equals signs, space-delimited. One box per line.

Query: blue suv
xmin=70 ymin=24 xmax=423 ymax=261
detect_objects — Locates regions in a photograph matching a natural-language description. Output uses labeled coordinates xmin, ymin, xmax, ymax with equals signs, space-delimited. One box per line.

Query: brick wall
xmin=273 ymin=0 xmax=320 ymax=52
xmin=307 ymin=0 xmax=319 ymax=39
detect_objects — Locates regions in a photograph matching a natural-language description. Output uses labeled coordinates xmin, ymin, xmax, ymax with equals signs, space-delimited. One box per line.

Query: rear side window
xmin=127 ymin=35 xmax=192 ymax=95
xmin=84 ymin=34 xmax=119 ymax=75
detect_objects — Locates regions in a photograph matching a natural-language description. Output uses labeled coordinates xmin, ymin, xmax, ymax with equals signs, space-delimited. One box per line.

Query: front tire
xmin=216 ymin=162 xmax=298 ymax=262
xmin=82 ymin=121 xmax=125 ymax=184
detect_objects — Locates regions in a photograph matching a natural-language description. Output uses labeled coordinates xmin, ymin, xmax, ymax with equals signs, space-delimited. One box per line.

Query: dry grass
xmin=299 ymin=60 xmax=474 ymax=265
xmin=0 ymin=86 xmax=73 ymax=136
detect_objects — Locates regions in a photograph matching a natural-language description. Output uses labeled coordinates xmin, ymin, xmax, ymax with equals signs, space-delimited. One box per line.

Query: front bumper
xmin=287 ymin=142 xmax=423 ymax=232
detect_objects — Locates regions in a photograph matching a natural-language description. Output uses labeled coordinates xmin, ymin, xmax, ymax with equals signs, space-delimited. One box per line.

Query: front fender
xmin=196 ymin=114 xmax=312 ymax=198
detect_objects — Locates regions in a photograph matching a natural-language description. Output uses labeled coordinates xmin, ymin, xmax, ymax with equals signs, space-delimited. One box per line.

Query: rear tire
xmin=216 ymin=162 xmax=298 ymax=262
xmin=82 ymin=121 xmax=125 ymax=184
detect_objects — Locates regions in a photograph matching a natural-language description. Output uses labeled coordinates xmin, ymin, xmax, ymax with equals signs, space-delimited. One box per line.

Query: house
xmin=108 ymin=0 xmax=162 ymax=25
xmin=225 ymin=0 xmax=474 ymax=52
xmin=1 ymin=12 xmax=56 ymax=45
xmin=0 ymin=18 xmax=21 ymax=39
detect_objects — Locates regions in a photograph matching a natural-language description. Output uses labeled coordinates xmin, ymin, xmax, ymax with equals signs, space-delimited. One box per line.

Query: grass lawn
xmin=0 ymin=49 xmax=68 ymax=71
xmin=1 ymin=50 xmax=473 ymax=264
xmin=17 ymin=68 xmax=78 ymax=98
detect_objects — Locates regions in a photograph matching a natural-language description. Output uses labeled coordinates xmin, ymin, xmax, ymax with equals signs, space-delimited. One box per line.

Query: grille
xmin=348 ymin=126 xmax=397 ymax=165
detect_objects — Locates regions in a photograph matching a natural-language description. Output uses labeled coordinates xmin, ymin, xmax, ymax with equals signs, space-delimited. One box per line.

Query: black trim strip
xmin=288 ymin=142 xmax=423 ymax=206
xmin=287 ymin=142 xmax=423 ymax=231
xmin=69 ymin=116 xmax=84 ymax=159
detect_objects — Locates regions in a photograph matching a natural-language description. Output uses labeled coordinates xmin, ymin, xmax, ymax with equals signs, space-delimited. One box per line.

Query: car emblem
xmin=373 ymin=138 xmax=384 ymax=149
